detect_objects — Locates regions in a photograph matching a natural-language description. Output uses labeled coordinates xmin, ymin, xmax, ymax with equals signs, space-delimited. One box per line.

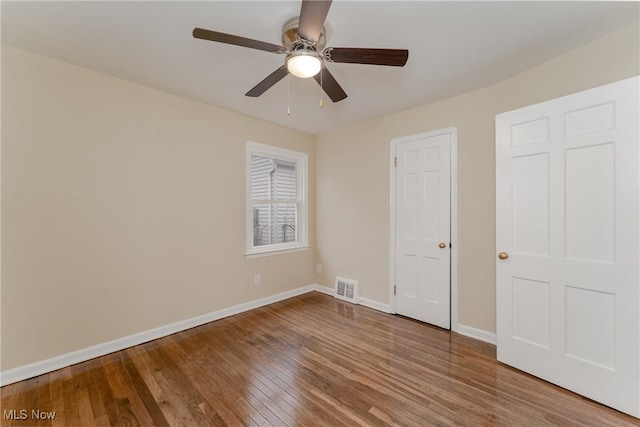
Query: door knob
xmin=498 ymin=252 xmax=509 ymax=260
xmin=439 ymin=242 xmax=447 ymax=249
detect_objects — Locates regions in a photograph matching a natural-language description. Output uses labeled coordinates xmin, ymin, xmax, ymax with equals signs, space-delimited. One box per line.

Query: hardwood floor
xmin=1 ymin=292 xmax=638 ymax=426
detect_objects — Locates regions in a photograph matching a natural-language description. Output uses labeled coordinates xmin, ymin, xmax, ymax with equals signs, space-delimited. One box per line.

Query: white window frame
xmin=245 ymin=141 xmax=309 ymax=259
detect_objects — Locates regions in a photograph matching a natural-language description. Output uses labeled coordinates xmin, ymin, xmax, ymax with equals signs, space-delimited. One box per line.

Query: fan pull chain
xmin=287 ymin=73 xmax=291 ymax=115
xmin=319 ymin=68 xmax=324 ymax=108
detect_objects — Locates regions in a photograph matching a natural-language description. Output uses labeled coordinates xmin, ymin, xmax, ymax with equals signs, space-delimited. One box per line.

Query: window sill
xmin=245 ymin=244 xmax=310 ymax=259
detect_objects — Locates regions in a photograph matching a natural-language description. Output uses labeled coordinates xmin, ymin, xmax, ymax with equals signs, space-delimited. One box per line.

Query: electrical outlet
xmin=316 ymin=264 xmax=322 ymax=274
xmin=254 ymin=274 xmax=261 ymax=285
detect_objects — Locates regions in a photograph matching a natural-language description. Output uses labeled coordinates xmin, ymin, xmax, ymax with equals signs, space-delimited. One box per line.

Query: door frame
xmin=389 ymin=127 xmax=459 ymax=331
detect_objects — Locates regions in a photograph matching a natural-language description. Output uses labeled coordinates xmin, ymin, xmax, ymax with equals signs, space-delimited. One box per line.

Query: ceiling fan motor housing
xmin=282 ymin=17 xmax=326 ymax=51
xmin=282 ymin=17 xmax=325 ymax=78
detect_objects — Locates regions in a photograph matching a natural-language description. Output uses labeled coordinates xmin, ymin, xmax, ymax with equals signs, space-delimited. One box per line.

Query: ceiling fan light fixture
xmin=287 ymin=52 xmax=322 ymax=78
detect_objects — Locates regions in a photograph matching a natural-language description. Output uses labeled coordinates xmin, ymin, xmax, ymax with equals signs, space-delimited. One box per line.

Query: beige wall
xmin=315 ymin=22 xmax=640 ymax=333
xmin=1 ymin=45 xmax=316 ymax=370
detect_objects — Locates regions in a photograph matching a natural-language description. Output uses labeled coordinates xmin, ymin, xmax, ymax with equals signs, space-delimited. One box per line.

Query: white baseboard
xmin=0 ymin=284 xmax=316 ymax=387
xmin=456 ymin=324 xmax=497 ymax=345
xmin=313 ymin=284 xmax=334 ymax=296
xmin=358 ymin=297 xmax=392 ymax=313
xmin=311 ymin=284 xmax=391 ymax=313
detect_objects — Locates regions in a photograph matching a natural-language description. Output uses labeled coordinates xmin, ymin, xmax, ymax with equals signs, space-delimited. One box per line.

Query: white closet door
xmin=395 ymin=130 xmax=451 ymax=329
xmin=496 ymin=76 xmax=639 ymax=417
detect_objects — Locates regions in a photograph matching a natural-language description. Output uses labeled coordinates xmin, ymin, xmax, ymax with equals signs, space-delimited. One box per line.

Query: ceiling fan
xmin=193 ymin=0 xmax=409 ymax=103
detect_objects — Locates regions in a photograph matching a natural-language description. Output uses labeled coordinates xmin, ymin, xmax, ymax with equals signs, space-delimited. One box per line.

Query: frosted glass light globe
xmin=287 ymin=54 xmax=322 ymax=78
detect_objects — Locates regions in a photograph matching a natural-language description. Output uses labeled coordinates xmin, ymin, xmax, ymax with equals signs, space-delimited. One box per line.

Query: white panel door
xmin=394 ymin=130 xmax=451 ymax=329
xmin=496 ymin=77 xmax=639 ymax=417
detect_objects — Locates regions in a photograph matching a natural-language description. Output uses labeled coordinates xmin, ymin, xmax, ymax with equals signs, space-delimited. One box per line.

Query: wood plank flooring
xmin=1 ymin=292 xmax=638 ymax=426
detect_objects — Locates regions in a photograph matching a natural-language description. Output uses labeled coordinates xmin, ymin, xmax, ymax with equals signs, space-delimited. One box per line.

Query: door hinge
xmin=394 ymin=157 xmax=397 ymax=167
xmin=394 ymin=285 xmax=397 ymax=296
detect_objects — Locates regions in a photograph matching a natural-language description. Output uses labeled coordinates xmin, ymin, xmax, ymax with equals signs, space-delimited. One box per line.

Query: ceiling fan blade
xmin=298 ymin=0 xmax=332 ymax=43
xmin=324 ymin=48 xmax=409 ymax=67
xmin=193 ymin=28 xmax=285 ymax=54
xmin=245 ymin=66 xmax=290 ymax=97
xmin=313 ymin=67 xmax=347 ymax=102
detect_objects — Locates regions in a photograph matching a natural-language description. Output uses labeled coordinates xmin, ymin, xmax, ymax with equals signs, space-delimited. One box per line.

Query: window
xmin=246 ymin=142 xmax=308 ymax=258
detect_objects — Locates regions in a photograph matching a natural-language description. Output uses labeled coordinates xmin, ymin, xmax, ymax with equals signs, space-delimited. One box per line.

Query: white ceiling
xmin=2 ymin=1 xmax=638 ymax=135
